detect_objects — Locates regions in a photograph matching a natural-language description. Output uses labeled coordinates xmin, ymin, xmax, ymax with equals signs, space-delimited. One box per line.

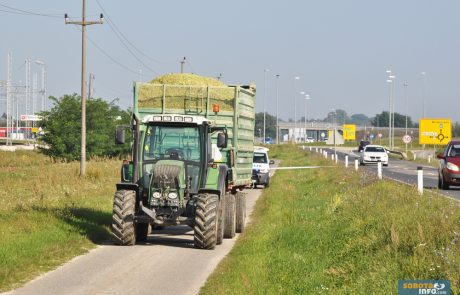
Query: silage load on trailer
xmin=138 ymin=73 xmax=236 ymax=111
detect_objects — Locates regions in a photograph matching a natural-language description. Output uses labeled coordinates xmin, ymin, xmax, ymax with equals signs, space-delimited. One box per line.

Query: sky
xmin=1 ymin=0 xmax=460 ymax=123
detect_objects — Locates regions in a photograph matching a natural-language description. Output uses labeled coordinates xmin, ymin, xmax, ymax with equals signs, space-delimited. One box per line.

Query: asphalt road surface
xmin=3 ymin=186 xmax=267 ymax=295
xmin=317 ymin=146 xmax=460 ymax=201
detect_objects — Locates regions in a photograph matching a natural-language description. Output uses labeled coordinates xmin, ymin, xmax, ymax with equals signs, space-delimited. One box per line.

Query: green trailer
xmin=112 ymin=81 xmax=256 ymax=249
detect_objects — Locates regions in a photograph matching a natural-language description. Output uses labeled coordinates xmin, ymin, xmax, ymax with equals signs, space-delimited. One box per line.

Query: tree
xmin=324 ymin=109 xmax=349 ymax=125
xmin=371 ymin=111 xmax=414 ymax=128
xmin=39 ymin=94 xmax=131 ymax=161
xmin=254 ymin=112 xmax=277 ymax=139
xmin=453 ymin=122 xmax=460 ymax=137
xmin=349 ymin=114 xmax=371 ymax=126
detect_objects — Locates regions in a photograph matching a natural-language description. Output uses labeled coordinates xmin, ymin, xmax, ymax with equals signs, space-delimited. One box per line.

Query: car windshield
xmin=448 ymin=144 xmax=460 ymax=157
xmin=253 ymin=152 xmax=268 ymax=163
xmin=365 ymin=146 xmax=385 ymax=153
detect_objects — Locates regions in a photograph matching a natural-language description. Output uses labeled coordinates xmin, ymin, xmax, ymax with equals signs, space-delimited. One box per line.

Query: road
xmin=315 ymin=146 xmax=460 ymax=201
xmin=3 ymin=187 xmax=266 ymax=295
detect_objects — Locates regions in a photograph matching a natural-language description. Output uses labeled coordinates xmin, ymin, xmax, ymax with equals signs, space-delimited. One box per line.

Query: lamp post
xmin=263 ymin=69 xmax=269 ymax=143
xmin=298 ymin=90 xmax=305 ymax=143
xmin=35 ymin=60 xmax=46 ymax=112
xmin=421 ymin=71 xmax=426 ymax=118
xmin=404 ymin=82 xmax=409 ymax=154
xmin=275 ymin=74 xmax=280 ymax=144
xmin=304 ymin=94 xmax=311 ymax=143
xmin=293 ymin=76 xmax=300 ymax=142
xmin=386 ymin=70 xmax=395 ymax=149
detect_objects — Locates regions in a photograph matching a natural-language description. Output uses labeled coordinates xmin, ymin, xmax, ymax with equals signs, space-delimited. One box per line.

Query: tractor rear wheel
xmin=112 ymin=190 xmax=136 ymax=246
xmin=217 ymin=197 xmax=225 ymax=245
xmin=235 ymin=192 xmax=246 ymax=233
xmin=224 ymin=193 xmax=236 ymax=239
xmin=194 ymin=194 xmax=219 ymax=249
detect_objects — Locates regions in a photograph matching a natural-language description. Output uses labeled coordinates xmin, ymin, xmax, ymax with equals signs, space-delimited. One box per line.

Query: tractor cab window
xmin=143 ymin=125 xmax=201 ymax=162
xmin=143 ymin=125 xmax=203 ymax=193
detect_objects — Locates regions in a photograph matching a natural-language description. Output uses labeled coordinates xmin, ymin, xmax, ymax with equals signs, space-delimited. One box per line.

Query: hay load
xmin=138 ymin=73 xmax=235 ymax=112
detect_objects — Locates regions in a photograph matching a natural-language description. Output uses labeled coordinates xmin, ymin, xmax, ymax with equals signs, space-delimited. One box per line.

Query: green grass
xmin=0 ymin=151 xmax=119 ymax=292
xmin=201 ymin=145 xmax=460 ymax=295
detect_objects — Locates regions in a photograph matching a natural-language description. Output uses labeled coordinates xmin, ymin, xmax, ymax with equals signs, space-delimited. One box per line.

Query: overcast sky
xmin=1 ymin=0 xmax=460 ymax=122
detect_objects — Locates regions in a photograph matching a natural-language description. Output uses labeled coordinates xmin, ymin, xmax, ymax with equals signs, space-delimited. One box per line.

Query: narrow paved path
xmin=4 ymin=186 xmax=268 ymax=295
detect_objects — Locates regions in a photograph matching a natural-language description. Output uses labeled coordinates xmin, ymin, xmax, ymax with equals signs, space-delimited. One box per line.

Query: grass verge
xmin=201 ymin=145 xmax=460 ymax=294
xmin=0 ymin=151 xmax=118 ymax=292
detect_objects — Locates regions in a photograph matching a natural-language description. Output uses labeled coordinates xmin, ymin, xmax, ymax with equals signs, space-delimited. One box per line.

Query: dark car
xmin=437 ymin=140 xmax=460 ymax=190
xmin=358 ymin=140 xmax=370 ymax=152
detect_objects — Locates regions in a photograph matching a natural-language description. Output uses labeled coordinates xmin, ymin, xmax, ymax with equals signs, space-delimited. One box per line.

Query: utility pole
xmin=275 ymin=74 xmax=280 ymax=144
xmin=180 ymin=57 xmax=186 ymax=73
xmin=65 ymin=1 xmax=103 ymax=177
xmin=263 ymin=69 xmax=269 ymax=143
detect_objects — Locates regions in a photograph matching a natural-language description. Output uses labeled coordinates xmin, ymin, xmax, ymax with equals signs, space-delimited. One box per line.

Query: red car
xmin=437 ymin=140 xmax=460 ymax=190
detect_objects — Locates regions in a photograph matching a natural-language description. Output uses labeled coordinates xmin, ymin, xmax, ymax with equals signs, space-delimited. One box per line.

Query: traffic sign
xmin=378 ymin=133 xmax=383 ymax=138
xmin=403 ymin=135 xmax=412 ymax=144
xmin=320 ymin=132 xmax=326 ymax=138
xmin=369 ymin=134 xmax=375 ymax=140
xmin=342 ymin=124 xmax=356 ymax=140
xmin=20 ymin=115 xmax=42 ymax=122
xmin=419 ymin=118 xmax=451 ymax=145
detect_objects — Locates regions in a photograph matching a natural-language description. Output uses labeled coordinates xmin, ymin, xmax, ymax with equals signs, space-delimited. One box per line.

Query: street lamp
xmin=275 ymin=74 xmax=280 ymax=144
xmin=35 ymin=60 xmax=46 ymax=112
xmin=421 ymin=71 xmax=426 ymax=118
xmin=304 ymin=94 xmax=311 ymax=143
xmin=292 ymin=76 xmax=300 ymax=142
xmin=404 ymin=82 xmax=409 ymax=154
xmin=386 ymin=70 xmax=395 ymax=149
xmin=263 ymin=69 xmax=269 ymax=143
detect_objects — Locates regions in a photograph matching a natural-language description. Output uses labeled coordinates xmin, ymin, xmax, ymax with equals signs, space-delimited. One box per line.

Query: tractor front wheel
xmin=112 ymin=190 xmax=136 ymax=246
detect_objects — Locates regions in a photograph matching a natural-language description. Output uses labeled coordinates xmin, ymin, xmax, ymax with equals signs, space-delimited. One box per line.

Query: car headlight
xmin=447 ymin=162 xmax=460 ymax=172
xmin=168 ymin=192 xmax=178 ymax=199
xmin=153 ymin=192 xmax=161 ymax=199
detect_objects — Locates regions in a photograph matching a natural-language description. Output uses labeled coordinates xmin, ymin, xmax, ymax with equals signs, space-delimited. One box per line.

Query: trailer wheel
xmin=112 ymin=190 xmax=136 ymax=246
xmin=135 ymin=223 xmax=149 ymax=242
xmin=194 ymin=194 xmax=219 ymax=249
xmin=235 ymin=192 xmax=246 ymax=233
xmin=224 ymin=193 xmax=236 ymax=239
xmin=217 ymin=197 xmax=225 ymax=245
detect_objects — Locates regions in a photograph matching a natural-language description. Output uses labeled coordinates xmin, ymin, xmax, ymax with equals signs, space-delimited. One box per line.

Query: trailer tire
xmin=235 ymin=192 xmax=246 ymax=233
xmin=194 ymin=194 xmax=218 ymax=249
xmin=217 ymin=197 xmax=225 ymax=245
xmin=112 ymin=190 xmax=136 ymax=246
xmin=224 ymin=193 xmax=236 ymax=239
xmin=135 ymin=223 xmax=149 ymax=242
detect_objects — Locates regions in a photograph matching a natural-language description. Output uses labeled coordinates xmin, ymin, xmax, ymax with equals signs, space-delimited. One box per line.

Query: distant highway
xmin=315 ymin=147 xmax=460 ymax=202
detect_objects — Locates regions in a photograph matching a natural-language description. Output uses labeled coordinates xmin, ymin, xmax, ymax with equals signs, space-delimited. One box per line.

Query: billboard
xmin=342 ymin=124 xmax=356 ymax=140
xmin=419 ymin=118 xmax=451 ymax=145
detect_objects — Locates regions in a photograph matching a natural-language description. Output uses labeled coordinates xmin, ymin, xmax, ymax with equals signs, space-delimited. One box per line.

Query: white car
xmin=360 ymin=145 xmax=389 ymax=166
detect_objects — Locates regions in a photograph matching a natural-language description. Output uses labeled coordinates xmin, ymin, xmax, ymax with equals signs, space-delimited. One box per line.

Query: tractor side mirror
xmin=217 ymin=132 xmax=227 ymax=148
xmin=115 ymin=128 xmax=125 ymax=144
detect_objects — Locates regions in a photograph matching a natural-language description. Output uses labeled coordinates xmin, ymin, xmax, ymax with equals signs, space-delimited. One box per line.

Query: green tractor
xmin=112 ymin=81 xmax=255 ymax=249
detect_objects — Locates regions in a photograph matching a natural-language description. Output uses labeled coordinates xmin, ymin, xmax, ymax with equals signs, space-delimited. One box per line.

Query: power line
xmin=95 ymin=0 xmax=176 ymax=66
xmin=73 ymin=25 xmax=151 ymax=77
xmin=0 ymin=3 xmax=62 ymax=18
xmin=93 ymin=4 xmax=159 ymax=75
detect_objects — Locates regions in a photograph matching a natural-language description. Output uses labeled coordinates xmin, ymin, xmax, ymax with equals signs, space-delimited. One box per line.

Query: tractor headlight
xmin=153 ymin=192 xmax=161 ymax=199
xmin=447 ymin=162 xmax=460 ymax=172
xmin=168 ymin=192 xmax=178 ymax=199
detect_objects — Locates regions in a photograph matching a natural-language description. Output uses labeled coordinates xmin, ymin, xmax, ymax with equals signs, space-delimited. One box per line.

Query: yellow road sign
xmin=342 ymin=124 xmax=356 ymax=140
xmin=419 ymin=118 xmax=451 ymax=145
xmin=31 ymin=127 xmax=39 ymax=133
